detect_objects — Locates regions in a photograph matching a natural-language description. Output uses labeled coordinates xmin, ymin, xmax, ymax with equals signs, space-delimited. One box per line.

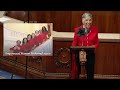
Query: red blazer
xmin=42 ymin=32 xmax=48 ymax=41
xmin=72 ymin=25 xmax=99 ymax=48
xmin=27 ymin=39 xmax=35 ymax=50
xmin=35 ymin=34 xmax=43 ymax=46
xmin=20 ymin=43 xmax=30 ymax=53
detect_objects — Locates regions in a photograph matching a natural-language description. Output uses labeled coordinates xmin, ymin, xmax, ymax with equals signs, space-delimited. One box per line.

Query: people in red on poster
xmin=35 ymin=32 xmax=44 ymax=46
xmin=41 ymin=33 xmax=47 ymax=42
xmin=34 ymin=29 xmax=46 ymax=46
xmin=31 ymin=33 xmax=38 ymax=50
xmin=31 ymin=26 xmax=50 ymax=48
xmin=20 ymin=37 xmax=29 ymax=53
xmin=38 ymin=29 xmax=42 ymax=35
xmin=42 ymin=26 xmax=48 ymax=33
xmin=34 ymin=30 xmax=41 ymax=46
xmin=31 ymin=33 xmax=36 ymax=38
xmin=35 ymin=30 xmax=39 ymax=37
xmin=70 ymin=12 xmax=99 ymax=79
xmin=27 ymin=34 xmax=35 ymax=51
xmin=9 ymin=40 xmax=21 ymax=53
xmin=41 ymin=26 xmax=48 ymax=41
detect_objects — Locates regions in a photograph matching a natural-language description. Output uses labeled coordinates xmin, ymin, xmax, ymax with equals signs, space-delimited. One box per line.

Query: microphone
xmin=77 ymin=28 xmax=90 ymax=37
xmin=85 ymin=28 xmax=90 ymax=35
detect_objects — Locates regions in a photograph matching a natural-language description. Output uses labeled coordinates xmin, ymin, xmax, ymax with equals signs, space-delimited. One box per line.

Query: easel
xmin=11 ymin=56 xmax=29 ymax=79
xmin=11 ymin=56 xmax=17 ymax=79
xmin=25 ymin=56 xmax=28 ymax=79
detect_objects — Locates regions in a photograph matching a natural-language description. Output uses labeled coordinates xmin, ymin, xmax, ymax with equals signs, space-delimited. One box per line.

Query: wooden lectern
xmin=70 ymin=46 xmax=95 ymax=79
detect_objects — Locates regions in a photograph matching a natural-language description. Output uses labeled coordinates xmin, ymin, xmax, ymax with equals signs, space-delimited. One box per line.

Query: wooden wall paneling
xmin=89 ymin=11 xmax=120 ymax=33
xmin=53 ymin=11 xmax=72 ymax=32
xmin=95 ymin=44 xmax=105 ymax=74
xmin=16 ymin=56 xmax=26 ymax=64
xmin=42 ymin=41 xmax=71 ymax=73
xmin=25 ymin=56 xmax=45 ymax=79
xmin=35 ymin=11 xmax=47 ymax=22
xmin=29 ymin=11 xmax=120 ymax=33
xmin=28 ymin=11 xmax=38 ymax=22
xmin=95 ymin=42 xmax=120 ymax=75
xmin=5 ymin=11 xmax=29 ymax=22
xmin=29 ymin=11 xmax=72 ymax=32
xmin=111 ymin=43 xmax=120 ymax=75
xmin=102 ymin=43 xmax=114 ymax=74
xmin=27 ymin=57 xmax=42 ymax=70
xmin=115 ymin=11 xmax=120 ymax=33
xmin=29 ymin=11 xmax=52 ymax=23
xmin=52 ymin=41 xmax=71 ymax=73
xmin=45 ymin=56 xmax=55 ymax=72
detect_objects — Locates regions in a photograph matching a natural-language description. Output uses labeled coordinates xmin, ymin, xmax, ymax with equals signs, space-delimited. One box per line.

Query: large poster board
xmin=3 ymin=23 xmax=53 ymax=56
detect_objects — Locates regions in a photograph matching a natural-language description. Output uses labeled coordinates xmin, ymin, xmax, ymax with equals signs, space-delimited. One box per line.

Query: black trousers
xmin=77 ymin=51 xmax=95 ymax=79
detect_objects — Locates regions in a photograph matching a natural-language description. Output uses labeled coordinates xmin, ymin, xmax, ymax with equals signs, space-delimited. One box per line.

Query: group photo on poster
xmin=3 ymin=23 xmax=53 ymax=56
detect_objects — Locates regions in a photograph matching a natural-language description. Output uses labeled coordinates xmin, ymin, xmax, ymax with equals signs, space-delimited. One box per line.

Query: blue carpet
xmin=0 ymin=69 xmax=24 ymax=79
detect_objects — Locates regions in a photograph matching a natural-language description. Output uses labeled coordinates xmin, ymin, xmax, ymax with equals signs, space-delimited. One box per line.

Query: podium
xmin=70 ymin=46 xmax=95 ymax=79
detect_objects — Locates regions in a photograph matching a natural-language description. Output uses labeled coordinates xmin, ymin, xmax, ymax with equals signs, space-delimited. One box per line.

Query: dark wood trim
xmin=53 ymin=37 xmax=120 ymax=43
xmin=53 ymin=37 xmax=73 ymax=41
xmin=99 ymin=39 xmax=120 ymax=43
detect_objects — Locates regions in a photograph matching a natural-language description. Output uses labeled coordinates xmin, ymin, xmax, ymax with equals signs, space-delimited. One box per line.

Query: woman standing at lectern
xmin=70 ymin=12 xmax=99 ymax=79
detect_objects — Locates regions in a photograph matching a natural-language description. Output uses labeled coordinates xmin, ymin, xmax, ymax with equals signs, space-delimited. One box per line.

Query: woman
xmin=42 ymin=26 xmax=48 ymax=33
xmin=31 ymin=33 xmax=36 ymax=39
xmin=20 ymin=37 xmax=29 ymax=53
xmin=31 ymin=33 xmax=38 ymax=50
xmin=71 ymin=12 xmax=99 ymax=79
xmin=27 ymin=34 xmax=35 ymax=51
xmin=35 ymin=30 xmax=39 ymax=36
xmin=10 ymin=40 xmax=21 ymax=53
xmin=41 ymin=26 xmax=48 ymax=42
xmin=34 ymin=30 xmax=42 ymax=46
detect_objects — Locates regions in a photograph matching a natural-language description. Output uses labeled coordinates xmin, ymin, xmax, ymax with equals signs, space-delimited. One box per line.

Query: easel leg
xmin=25 ymin=56 xmax=28 ymax=79
xmin=11 ymin=56 xmax=17 ymax=79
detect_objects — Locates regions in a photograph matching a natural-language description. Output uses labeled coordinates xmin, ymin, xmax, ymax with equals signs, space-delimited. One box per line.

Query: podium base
xmin=80 ymin=74 xmax=86 ymax=79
